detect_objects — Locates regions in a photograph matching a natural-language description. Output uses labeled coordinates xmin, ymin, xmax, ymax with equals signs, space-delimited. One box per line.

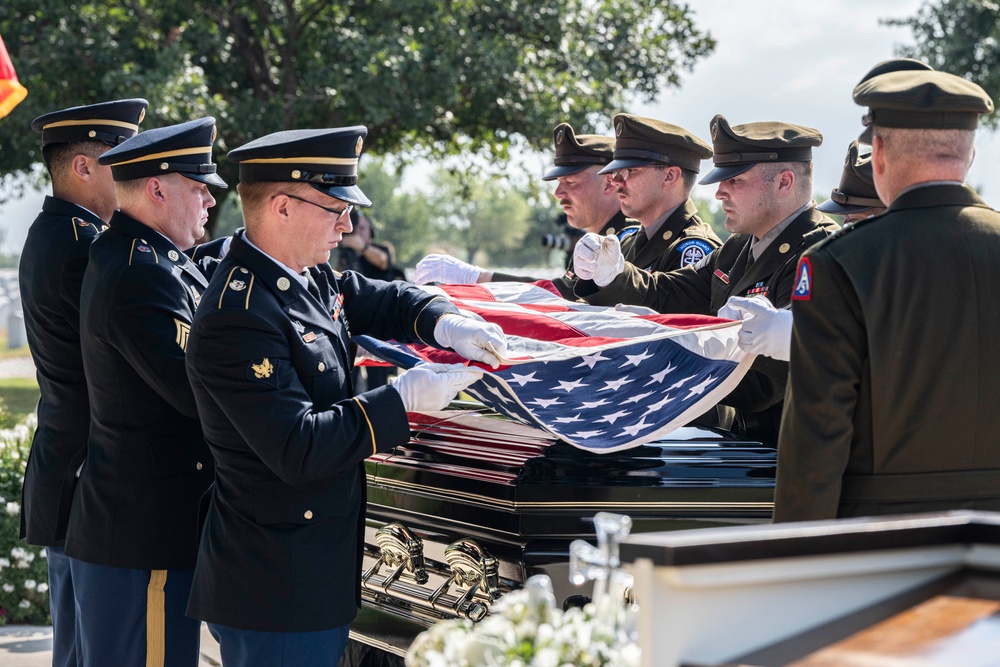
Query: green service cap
xmin=700 ymin=114 xmax=823 ymax=185
xmin=543 ymin=123 xmax=615 ymax=181
xmin=598 ymin=113 xmax=712 ymax=175
xmin=854 ymin=69 xmax=994 ymax=142
xmin=816 ymin=141 xmax=883 ymax=215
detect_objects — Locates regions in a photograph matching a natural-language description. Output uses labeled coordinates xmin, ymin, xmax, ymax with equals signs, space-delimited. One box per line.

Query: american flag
xmin=356 ymin=281 xmax=753 ymax=453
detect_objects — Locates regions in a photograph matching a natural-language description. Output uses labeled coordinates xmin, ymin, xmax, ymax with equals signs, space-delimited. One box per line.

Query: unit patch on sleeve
xmin=676 ymin=239 xmax=714 ymax=267
xmin=792 ymin=258 xmax=813 ymax=301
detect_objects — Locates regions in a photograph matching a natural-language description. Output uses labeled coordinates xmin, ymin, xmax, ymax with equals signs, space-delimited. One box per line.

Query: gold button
xmin=663 ymin=230 xmax=673 ymax=241
xmin=196 ymin=462 xmax=203 ymax=471
xmin=168 ymin=250 xmax=179 ymax=262
xmin=317 ymin=362 xmax=326 ymax=372
xmin=606 ymin=228 xmax=616 ymax=236
xmin=779 ymin=243 xmax=791 ymax=253
xmin=88 ymin=130 xmax=97 ymax=138
xmin=291 ymin=170 xmax=302 ymax=179
xmin=160 ymin=162 xmax=169 ymax=170
xmin=304 ymin=510 xmax=314 ymax=520
xmin=277 ymin=277 xmax=290 ymax=291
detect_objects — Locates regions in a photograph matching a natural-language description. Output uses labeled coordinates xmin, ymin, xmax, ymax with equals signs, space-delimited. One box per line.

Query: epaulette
xmin=126 ymin=238 xmax=160 ymax=265
xmin=808 ymin=214 xmax=882 ymax=254
xmin=68 ymin=216 xmax=101 ymax=242
xmin=216 ymin=265 xmax=255 ymax=310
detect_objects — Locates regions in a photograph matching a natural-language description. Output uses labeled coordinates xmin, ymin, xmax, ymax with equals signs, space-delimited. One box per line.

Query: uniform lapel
xmin=731 ymin=208 xmax=818 ymax=296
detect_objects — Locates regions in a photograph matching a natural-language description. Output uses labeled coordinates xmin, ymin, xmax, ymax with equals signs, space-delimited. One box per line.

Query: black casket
xmin=348 ymin=402 xmax=775 ymax=659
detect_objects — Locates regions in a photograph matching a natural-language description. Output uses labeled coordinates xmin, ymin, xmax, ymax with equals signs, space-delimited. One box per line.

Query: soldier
xmin=720 ymin=139 xmax=886 ymax=361
xmin=183 ymin=127 xmax=503 ymax=665
xmin=774 ymin=67 xmax=1000 ymax=521
xmin=65 ymin=117 xmax=226 ymax=666
xmin=573 ymin=115 xmax=839 ymax=445
xmin=19 ymin=98 xmax=147 ymax=667
xmin=413 ymin=122 xmax=626 ymax=299
xmin=593 ymin=113 xmax=721 ymax=274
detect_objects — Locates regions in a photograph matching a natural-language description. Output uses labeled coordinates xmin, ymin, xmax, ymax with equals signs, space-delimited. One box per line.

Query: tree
xmin=434 ymin=172 xmax=531 ymax=264
xmin=0 ymin=0 xmax=715 ymax=234
xmin=885 ymin=0 xmax=1000 ymax=127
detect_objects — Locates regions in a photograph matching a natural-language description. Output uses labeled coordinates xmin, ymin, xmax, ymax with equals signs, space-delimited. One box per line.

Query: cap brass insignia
xmin=711 ymin=122 xmax=719 ymax=140
xmin=211 ymin=126 xmax=218 ymax=143
xmin=615 ymin=122 xmax=624 ymax=137
xmin=251 ymin=358 xmax=273 ymax=379
xmin=556 ymin=128 xmax=565 ymax=144
xmin=138 ymin=108 xmax=146 ymax=124
xmin=355 ymin=136 xmax=363 ymax=156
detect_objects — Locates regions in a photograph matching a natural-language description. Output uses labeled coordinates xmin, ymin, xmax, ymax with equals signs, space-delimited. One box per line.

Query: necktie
xmin=304 ymin=272 xmax=322 ymax=301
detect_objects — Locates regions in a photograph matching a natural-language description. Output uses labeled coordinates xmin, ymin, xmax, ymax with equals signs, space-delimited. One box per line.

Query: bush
xmin=0 ymin=412 xmax=50 ymax=625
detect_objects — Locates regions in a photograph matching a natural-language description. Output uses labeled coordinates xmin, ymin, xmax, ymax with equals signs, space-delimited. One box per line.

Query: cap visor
xmin=309 ymin=183 xmax=372 ymax=208
xmin=597 ymin=158 xmax=658 ymax=175
xmin=542 ymin=164 xmax=590 ymax=181
xmin=816 ymin=200 xmax=869 ymax=215
xmin=183 ymin=172 xmax=229 ymax=189
xmin=699 ymin=163 xmax=756 ymax=185
xmin=858 ymin=126 xmax=874 ymax=145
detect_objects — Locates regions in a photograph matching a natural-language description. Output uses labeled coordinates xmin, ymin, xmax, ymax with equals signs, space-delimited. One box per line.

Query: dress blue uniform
xmin=19 ymin=98 xmax=148 ymax=667
xmin=65 ymin=117 xmax=226 ymax=667
xmin=184 ymin=127 xmax=460 ymax=665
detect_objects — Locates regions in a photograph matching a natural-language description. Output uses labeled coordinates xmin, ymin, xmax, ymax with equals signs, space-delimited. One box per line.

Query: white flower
xmin=0 ymin=558 xmax=9 ymax=568
xmin=5 ymin=501 xmax=19 ymax=516
xmin=37 ymin=583 xmax=48 ymax=594
xmin=18 ymin=599 xmax=31 ymax=609
xmin=2 ymin=584 xmax=14 ymax=593
xmin=23 ymin=579 xmax=36 ymax=590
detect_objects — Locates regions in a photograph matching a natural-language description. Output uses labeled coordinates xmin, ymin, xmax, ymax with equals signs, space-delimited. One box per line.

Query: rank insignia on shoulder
xmin=746 ymin=282 xmax=769 ymax=298
xmin=676 ymin=239 xmax=713 ymax=267
xmin=792 ymin=258 xmax=812 ymax=301
xmin=331 ymin=293 xmax=345 ymax=321
xmin=714 ymin=268 xmax=730 ymax=285
xmin=248 ymin=358 xmax=278 ymax=387
xmin=229 ymin=279 xmax=246 ymax=291
xmin=137 ymin=245 xmax=151 ymax=253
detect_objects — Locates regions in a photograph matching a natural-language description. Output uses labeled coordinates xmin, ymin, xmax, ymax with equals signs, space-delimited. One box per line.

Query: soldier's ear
xmin=70 ymin=154 xmax=93 ymax=182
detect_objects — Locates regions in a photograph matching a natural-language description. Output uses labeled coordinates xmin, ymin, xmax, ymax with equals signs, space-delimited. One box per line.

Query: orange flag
xmin=0 ymin=33 xmax=27 ymax=119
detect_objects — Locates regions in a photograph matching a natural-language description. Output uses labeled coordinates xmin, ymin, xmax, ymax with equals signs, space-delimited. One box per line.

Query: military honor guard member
xmin=19 ymin=98 xmax=148 ymax=667
xmin=590 ymin=112 xmax=721 ymax=274
xmin=774 ymin=66 xmax=1000 ymax=521
xmin=720 ymin=139 xmax=887 ymax=362
xmin=183 ymin=126 xmax=504 ymax=665
xmin=413 ymin=122 xmax=627 ymax=299
xmin=65 ymin=117 xmax=226 ymax=666
xmin=573 ymin=115 xmax=839 ymax=445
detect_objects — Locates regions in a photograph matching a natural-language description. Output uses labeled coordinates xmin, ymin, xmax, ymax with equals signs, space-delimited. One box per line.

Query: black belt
xmin=842 ymin=470 xmax=1000 ymax=502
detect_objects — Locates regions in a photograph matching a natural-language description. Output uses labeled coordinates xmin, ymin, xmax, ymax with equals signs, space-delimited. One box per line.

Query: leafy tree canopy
xmin=886 ymin=0 xmax=1000 ymax=127
xmin=0 ymin=0 xmax=715 ymax=234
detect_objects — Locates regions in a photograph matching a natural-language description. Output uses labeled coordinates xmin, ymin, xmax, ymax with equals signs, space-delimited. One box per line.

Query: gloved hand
xmin=389 ymin=363 xmax=484 ymax=412
xmin=573 ymin=233 xmax=625 ymax=287
xmin=433 ymin=314 xmax=508 ymax=368
xmin=413 ymin=254 xmax=482 ymax=285
xmin=718 ymin=296 xmax=793 ymax=361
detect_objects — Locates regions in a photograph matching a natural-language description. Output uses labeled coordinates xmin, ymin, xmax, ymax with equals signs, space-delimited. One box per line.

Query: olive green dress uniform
xmin=815 ymin=140 xmax=885 ymax=218
xmin=775 ymin=69 xmax=1000 ymax=522
xmin=577 ymin=115 xmax=838 ymax=441
xmin=619 ymin=199 xmax=721 ymax=274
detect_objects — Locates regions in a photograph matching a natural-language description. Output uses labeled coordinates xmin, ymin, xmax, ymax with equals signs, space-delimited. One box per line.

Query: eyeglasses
xmin=610 ymin=167 xmax=641 ymax=182
xmin=282 ymin=193 xmax=353 ymax=220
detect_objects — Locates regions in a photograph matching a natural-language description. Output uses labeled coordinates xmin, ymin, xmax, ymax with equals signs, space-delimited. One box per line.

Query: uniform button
xmin=317 ymin=362 xmax=326 ymax=372
xmin=196 ymin=462 xmax=203 ymax=471
xmin=606 ymin=228 xmax=616 ymax=236
xmin=779 ymin=243 xmax=791 ymax=253
xmin=304 ymin=510 xmax=314 ymax=520
xmin=663 ymin=230 xmax=673 ymax=241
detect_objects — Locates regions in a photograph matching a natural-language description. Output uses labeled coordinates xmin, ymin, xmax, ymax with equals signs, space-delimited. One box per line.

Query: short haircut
xmin=758 ymin=161 xmax=813 ymax=193
xmin=113 ymin=177 xmax=149 ymax=202
xmin=875 ymin=126 xmax=975 ymax=168
xmin=680 ymin=168 xmax=699 ymax=192
xmin=42 ymin=141 xmax=106 ymax=180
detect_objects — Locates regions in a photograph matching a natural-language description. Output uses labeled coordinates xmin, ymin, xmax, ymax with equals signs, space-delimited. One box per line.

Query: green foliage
xmin=692 ymin=197 xmax=731 ymax=242
xmin=357 ymin=159 xmax=435 ymax=268
xmin=0 ymin=413 xmax=50 ymax=626
xmin=0 ymin=0 xmax=715 ymax=234
xmin=885 ymin=0 xmax=1000 ymax=128
xmin=433 ymin=171 xmax=532 ymax=264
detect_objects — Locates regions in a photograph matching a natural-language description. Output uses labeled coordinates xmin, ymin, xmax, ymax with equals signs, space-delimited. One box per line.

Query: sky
xmin=2 ymin=0 xmax=997 ymax=254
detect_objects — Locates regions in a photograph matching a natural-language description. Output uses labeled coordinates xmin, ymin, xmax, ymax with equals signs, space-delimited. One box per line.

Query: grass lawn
xmin=0 ymin=376 xmax=39 ymax=423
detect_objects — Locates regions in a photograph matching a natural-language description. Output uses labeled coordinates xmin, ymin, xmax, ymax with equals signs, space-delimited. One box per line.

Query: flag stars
xmin=668 ymin=374 xmax=696 ymax=390
xmin=508 ymin=371 xmax=543 ymax=387
xmin=686 ymin=375 xmax=716 ymax=397
xmin=620 ymin=417 xmax=655 ymax=437
xmin=599 ymin=377 xmax=634 ymax=392
xmin=529 ymin=397 xmax=564 ymax=408
xmin=622 ymin=391 xmax=654 ymax=405
xmin=568 ymin=429 xmax=605 ymax=440
xmin=574 ymin=352 xmax=611 ymax=369
xmin=599 ymin=410 xmax=631 ymax=425
xmin=644 ymin=394 xmax=676 ymax=414
xmin=580 ymin=398 xmax=612 ymax=409
xmin=553 ymin=414 xmax=584 ymax=424
xmin=553 ymin=379 xmax=589 ymax=393
xmin=643 ymin=364 xmax=676 ymax=387
xmin=621 ymin=349 xmax=653 ymax=368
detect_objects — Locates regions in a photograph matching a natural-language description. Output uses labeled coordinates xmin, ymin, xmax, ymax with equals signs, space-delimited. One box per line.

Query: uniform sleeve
xmin=335 ymin=271 xmax=459 ymax=344
xmin=574 ymin=262 xmax=715 ymax=315
xmin=773 ymin=249 xmax=866 ymax=522
xmin=106 ymin=263 xmax=199 ymax=417
xmin=187 ymin=307 xmax=410 ymax=486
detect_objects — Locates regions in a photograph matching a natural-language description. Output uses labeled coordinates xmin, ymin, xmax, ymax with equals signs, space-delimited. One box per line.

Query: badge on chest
xmin=746 ymin=282 xmax=769 ymax=298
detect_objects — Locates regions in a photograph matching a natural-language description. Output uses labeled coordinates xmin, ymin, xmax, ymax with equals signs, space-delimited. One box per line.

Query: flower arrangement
xmin=405 ymin=574 xmax=640 ymax=667
xmin=0 ymin=413 xmax=50 ymax=625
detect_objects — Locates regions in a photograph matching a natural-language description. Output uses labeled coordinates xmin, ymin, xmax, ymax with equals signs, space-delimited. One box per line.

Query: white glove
xmin=413 ymin=254 xmax=482 ymax=285
xmin=573 ymin=233 xmax=625 ymax=287
xmin=718 ymin=296 xmax=793 ymax=361
xmin=433 ymin=314 xmax=508 ymax=369
xmin=389 ymin=363 xmax=484 ymax=412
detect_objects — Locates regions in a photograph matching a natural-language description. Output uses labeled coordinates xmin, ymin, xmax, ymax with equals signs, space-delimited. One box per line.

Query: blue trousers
xmin=208 ymin=622 xmax=350 ymax=667
xmin=46 ymin=546 xmax=80 ymax=667
xmin=70 ymin=559 xmax=199 ymax=667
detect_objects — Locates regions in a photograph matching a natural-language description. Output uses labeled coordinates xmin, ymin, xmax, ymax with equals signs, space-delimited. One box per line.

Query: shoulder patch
xmin=617 ymin=226 xmax=641 ymax=242
xmin=676 ymin=238 xmax=714 ymax=267
xmin=792 ymin=257 xmax=812 ymax=301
